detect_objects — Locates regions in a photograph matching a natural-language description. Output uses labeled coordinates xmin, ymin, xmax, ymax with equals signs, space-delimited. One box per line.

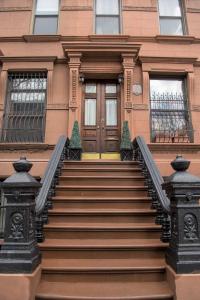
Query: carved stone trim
xmin=0 ymin=7 xmax=31 ymax=12
xmin=187 ymin=8 xmax=200 ymax=13
xmin=61 ymin=6 xmax=93 ymax=11
xmin=123 ymin=6 xmax=157 ymax=12
xmin=132 ymin=104 xmax=149 ymax=110
xmin=192 ymin=105 xmax=200 ymax=112
xmin=47 ymin=103 xmax=68 ymax=110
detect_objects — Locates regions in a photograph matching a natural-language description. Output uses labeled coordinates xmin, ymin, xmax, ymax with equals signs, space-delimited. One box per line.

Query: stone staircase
xmin=36 ymin=160 xmax=173 ymax=300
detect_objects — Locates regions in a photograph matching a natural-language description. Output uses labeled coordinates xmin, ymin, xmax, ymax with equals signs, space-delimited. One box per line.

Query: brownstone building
xmin=0 ymin=0 xmax=200 ymax=299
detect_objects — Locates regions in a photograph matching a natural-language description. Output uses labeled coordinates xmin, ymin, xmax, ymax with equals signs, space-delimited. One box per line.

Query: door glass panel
xmin=85 ymin=84 xmax=96 ymax=94
xmin=106 ymin=99 xmax=117 ymax=126
xmin=106 ymin=84 xmax=117 ymax=94
xmin=85 ymin=99 xmax=96 ymax=126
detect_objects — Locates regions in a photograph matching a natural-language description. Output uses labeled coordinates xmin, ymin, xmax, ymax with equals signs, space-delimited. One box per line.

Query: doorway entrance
xmin=82 ymin=81 xmax=121 ymax=153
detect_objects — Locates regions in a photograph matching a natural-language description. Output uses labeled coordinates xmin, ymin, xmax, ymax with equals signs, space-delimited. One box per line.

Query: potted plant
xmin=120 ymin=121 xmax=133 ymax=161
xmin=69 ymin=121 xmax=82 ymax=160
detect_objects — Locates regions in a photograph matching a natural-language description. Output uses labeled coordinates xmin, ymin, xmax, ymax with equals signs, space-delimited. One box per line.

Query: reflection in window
xmin=34 ymin=0 xmax=59 ymax=34
xmin=85 ymin=99 xmax=96 ymax=126
xmin=106 ymin=84 xmax=117 ymax=94
xmin=106 ymin=99 xmax=117 ymax=126
xmin=96 ymin=0 xmax=120 ymax=34
xmin=150 ymin=78 xmax=193 ymax=143
xmin=158 ymin=0 xmax=184 ymax=35
xmin=85 ymin=84 xmax=97 ymax=94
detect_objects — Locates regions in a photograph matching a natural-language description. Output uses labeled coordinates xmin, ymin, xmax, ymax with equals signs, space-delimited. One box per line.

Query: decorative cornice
xmin=0 ymin=7 xmax=32 ymax=12
xmin=139 ymin=56 xmax=198 ymax=64
xmin=61 ymin=5 xmax=93 ymax=11
xmin=0 ymin=143 xmax=54 ymax=151
xmin=23 ymin=35 xmax=61 ymax=42
xmin=47 ymin=103 xmax=68 ymax=110
xmin=123 ymin=6 xmax=157 ymax=12
xmin=192 ymin=105 xmax=200 ymax=111
xmin=155 ymin=35 xmax=195 ymax=44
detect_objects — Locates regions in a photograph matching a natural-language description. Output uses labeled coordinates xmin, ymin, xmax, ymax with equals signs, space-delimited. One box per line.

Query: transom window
xmin=33 ymin=0 xmax=59 ymax=35
xmin=1 ymin=72 xmax=47 ymax=143
xmin=158 ymin=0 xmax=185 ymax=35
xmin=95 ymin=0 xmax=120 ymax=34
xmin=150 ymin=78 xmax=193 ymax=143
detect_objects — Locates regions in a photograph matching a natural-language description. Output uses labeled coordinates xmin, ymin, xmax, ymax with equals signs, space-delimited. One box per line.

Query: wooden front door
xmin=82 ymin=82 xmax=121 ymax=153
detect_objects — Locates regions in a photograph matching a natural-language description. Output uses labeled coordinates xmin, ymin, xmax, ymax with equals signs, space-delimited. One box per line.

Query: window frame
xmin=1 ymin=72 xmax=48 ymax=143
xmin=94 ymin=0 xmax=121 ymax=35
xmin=158 ymin=0 xmax=187 ymax=35
xmin=149 ymin=75 xmax=193 ymax=143
xmin=33 ymin=0 xmax=60 ymax=35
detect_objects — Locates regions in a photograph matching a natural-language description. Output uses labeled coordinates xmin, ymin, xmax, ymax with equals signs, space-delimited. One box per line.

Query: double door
xmin=82 ymin=82 xmax=121 ymax=153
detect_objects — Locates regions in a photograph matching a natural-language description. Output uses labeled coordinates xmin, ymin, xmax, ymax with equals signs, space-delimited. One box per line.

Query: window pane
xmin=85 ymin=99 xmax=96 ymax=126
xmin=150 ymin=79 xmax=184 ymax=97
xmin=96 ymin=17 xmax=119 ymax=34
xmin=85 ymin=84 xmax=96 ymax=94
xmin=106 ymin=99 xmax=117 ymax=126
xmin=106 ymin=84 xmax=117 ymax=94
xmin=96 ymin=0 xmax=119 ymax=15
xmin=158 ymin=0 xmax=181 ymax=16
xmin=34 ymin=16 xmax=58 ymax=34
xmin=160 ymin=18 xmax=183 ymax=35
xmin=36 ymin=0 xmax=59 ymax=14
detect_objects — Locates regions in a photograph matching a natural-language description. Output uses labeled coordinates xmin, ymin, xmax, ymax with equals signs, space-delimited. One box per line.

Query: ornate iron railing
xmin=1 ymin=72 xmax=47 ymax=143
xmin=35 ymin=136 xmax=70 ymax=242
xmin=133 ymin=136 xmax=171 ymax=242
xmin=150 ymin=93 xmax=193 ymax=143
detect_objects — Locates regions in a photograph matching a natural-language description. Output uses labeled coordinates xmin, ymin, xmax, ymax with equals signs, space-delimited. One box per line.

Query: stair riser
xmin=44 ymin=230 xmax=161 ymax=240
xmin=56 ymin=189 xmax=148 ymax=197
xmin=41 ymin=271 xmax=166 ymax=283
xmin=40 ymin=249 xmax=165 ymax=261
xmin=58 ymin=178 xmax=145 ymax=186
xmin=61 ymin=170 xmax=142 ymax=176
xmin=52 ymin=200 xmax=151 ymax=210
xmin=63 ymin=162 xmax=138 ymax=169
xmin=48 ymin=215 xmax=155 ymax=224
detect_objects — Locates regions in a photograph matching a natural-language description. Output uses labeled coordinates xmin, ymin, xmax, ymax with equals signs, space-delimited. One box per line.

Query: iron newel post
xmin=0 ymin=157 xmax=41 ymax=273
xmin=162 ymin=155 xmax=200 ymax=274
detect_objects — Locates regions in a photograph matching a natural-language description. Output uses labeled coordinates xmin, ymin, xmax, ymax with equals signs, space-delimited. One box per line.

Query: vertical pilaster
xmin=121 ymin=53 xmax=135 ymax=137
xmin=67 ymin=52 xmax=82 ymax=136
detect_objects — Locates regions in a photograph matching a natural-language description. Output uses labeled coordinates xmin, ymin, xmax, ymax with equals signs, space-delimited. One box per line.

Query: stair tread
xmin=56 ymin=185 xmax=148 ymax=189
xmin=36 ymin=280 xmax=173 ymax=299
xmin=62 ymin=167 xmax=141 ymax=171
xmin=44 ymin=222 xmax=161 ymax=230
xmin=59 ymin=176 xmax=144 ymax=179
xmin=40 ymin=238 xmax=167 ymax=249
xmin=42 ymin=257 xmax=165 ymax=270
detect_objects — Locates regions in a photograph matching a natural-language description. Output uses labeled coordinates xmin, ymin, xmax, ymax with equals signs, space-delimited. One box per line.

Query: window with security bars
xmin=158 ymin=0 xmax=185 ymax=35
xmin=33 ymin=0 xmax=59 ymax=34
xmin=1 ymin=72 xmax=47 ymax=143
xmin=95 ymin=0 xmax=120 ymax=34
xmin=150 ymin=78 xmax=193 ymax=143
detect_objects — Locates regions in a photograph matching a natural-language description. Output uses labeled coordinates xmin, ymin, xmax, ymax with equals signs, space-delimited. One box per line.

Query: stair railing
xmin=35 ymin=135 xmax=70 ymax=242
xmin=133 ymin=136 xmax=171 ymax=242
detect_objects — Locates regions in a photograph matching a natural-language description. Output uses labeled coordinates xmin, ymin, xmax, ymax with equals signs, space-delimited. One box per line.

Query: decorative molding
xmin=0 ymin=56 xmax=57 ymax=63
xmin=149 ymin=143 xmax=200 ymax=153
xmin=0 ymin=7 xmax=31 ymax=12
xmin=132 ymin=104 xmax=149 ymax=110
xmin=61 ymin=6 xmax=93 ymax=11
xmin=139 ymin=56 xmax=198 ymax=64
xmin=47 ymin=103 xmax=68 ymax=110
xmin=187 ymin=8 xmax=200 ymax=13
xmin=123 ymin=6 xmax=157 ymax=12
xmin=0 ymin=143 xmax=54 ymax=151
xmin=80 ymin=65 xmax=122 ymax=74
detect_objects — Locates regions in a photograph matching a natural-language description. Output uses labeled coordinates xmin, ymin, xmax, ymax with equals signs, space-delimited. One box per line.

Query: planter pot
xmin=120 ymin=149 xmax=133 ymax=161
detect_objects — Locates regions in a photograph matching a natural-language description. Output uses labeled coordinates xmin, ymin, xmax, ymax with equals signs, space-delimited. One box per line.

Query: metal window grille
xmin=150 ymin=92 xmax=193 ymax=143
xmin=1 ymin=72 xmax=47 ymax=143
